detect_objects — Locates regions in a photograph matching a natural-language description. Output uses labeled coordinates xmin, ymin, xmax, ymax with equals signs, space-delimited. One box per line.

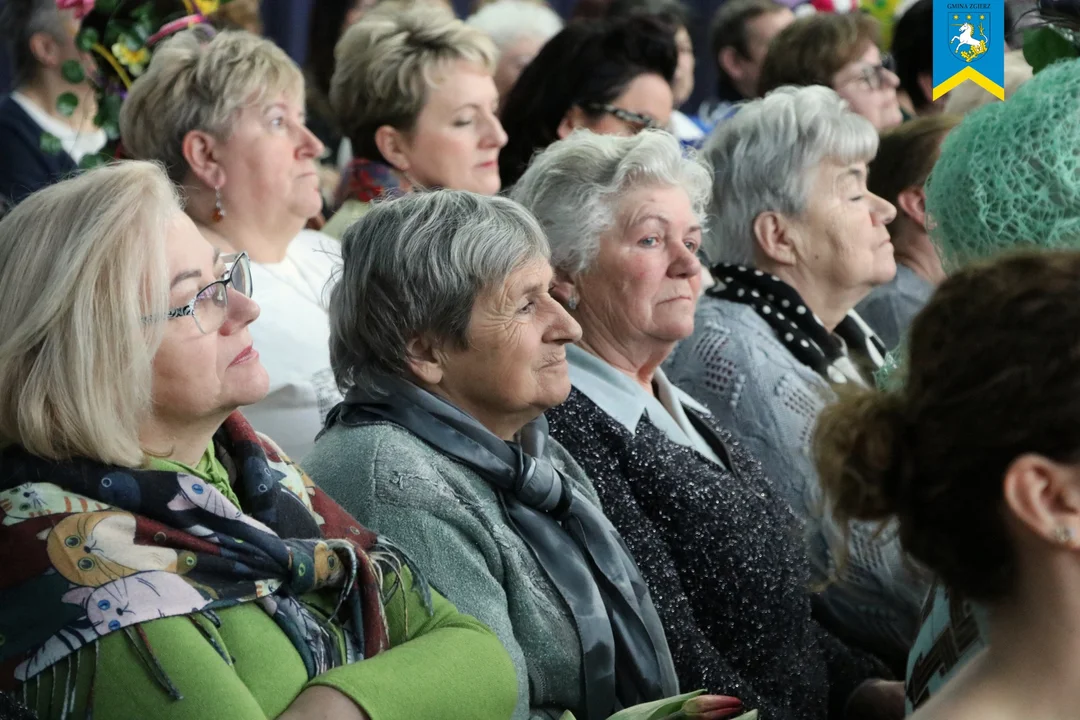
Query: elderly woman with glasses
xmin=497 ymin=14 xmax=677 ymax=189
xmin=512 ymin=128 xmax=903 ymax=720
xmin=663 ymin=86 xmax=927 ymax=670
xmin=303 ymin=190 xmax=756 ymax=720
xmin=758 ymin=13 xmax=902 ymax=131
xmin=0 ymin=162 xmax=517 ymax=720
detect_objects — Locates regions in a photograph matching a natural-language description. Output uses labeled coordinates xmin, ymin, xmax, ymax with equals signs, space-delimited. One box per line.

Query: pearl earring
xmin=567 ymin=297 xmax=578 ymax=311
xmin=1054 ymin=526 xmax=1074 ymax=545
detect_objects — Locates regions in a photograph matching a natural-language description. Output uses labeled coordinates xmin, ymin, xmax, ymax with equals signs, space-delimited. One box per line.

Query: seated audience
xmin=0 ymin=161 xmax=517 ymax=720
xmin=120 ymin=29 xmax=342 ymax=461
xmin=701 ymin=0 xmax=793 ymax=126
xmin=889 ymin=0 xmax=937 ymax=118
xmin=759 ymin=13 xmax=903 ymax=131
xmin=664 ymin=86 xmax=927 ymax=666
xmin=0 ymin=0 xmax=105 ymax=206
xmin=512 ymin=128 xmax=903 ymax=720
xmin=855 ymin=114 xmax=959 ymax=350
xmin=466 ymin=0 xmax=564 ymax=106
xmin=606 ymin=0 xmax=703 ymax=146
xmin=498 ymin=14 xmax=677 ymax=189
xmin=302 ymin=190 xmax=757 ymax=720
xmin=816 ymin=250 xmax=1080 ymax=720
xmin=897 ymin=55 xmax=1080 ymax=712
xmin=325 ymin=1 xmax=505 ymax=238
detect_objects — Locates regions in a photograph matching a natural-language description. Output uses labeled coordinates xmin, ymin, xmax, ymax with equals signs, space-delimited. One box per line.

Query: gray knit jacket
xmin=303 ymin=420 xmax=601 ymax=720
xmin=664 ymin=296 xmax=930 ymax=664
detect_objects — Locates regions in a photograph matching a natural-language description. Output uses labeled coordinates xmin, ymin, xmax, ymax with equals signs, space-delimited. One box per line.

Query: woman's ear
xmin=549 ymin=273 xmax=577 ymax=308
xmin=28 ymin=32 xmax=60 ymax=70
xmin=405 ymin=335 xmax=445 ymax=387
xmin=181 ymin=129 xmax=226 ymax=190
xmin=1003 ymin=454 xmax=1080 ymax=547
xmin=752 ymin=211 xmax=798 ymax=267
xmin=374 ymin=125 xmax=411 ymax=174
xmin=896 ymin=186 xmax=927 ymax=229
xmin=557 ymin=107 xmax=588 ymax=139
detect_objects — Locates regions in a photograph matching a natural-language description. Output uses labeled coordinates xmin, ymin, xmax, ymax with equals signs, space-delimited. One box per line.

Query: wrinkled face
xmin=832 ymin=44 xmax=903 ymax=131
xmin=434 ymin=258 xmax=582 ymax=439
xmin=791 ymin=159 xmax=897 ymax=295
xmin=577 ymin=185 xmax=703 ymax=350
xmin=214 ymin=91 xmax=325 ymax=226
xmin=584 ymin=73 xmax=675 ymax=136
xmin=396 ymin=60 xmax=508 ymax=195
xmin=673 ymin=26 xmax=695 ymax=106
xmin=151 ymin=213 xmax=268 ymax=429
xmin=493 ymin=35 xmax=547 ymax=103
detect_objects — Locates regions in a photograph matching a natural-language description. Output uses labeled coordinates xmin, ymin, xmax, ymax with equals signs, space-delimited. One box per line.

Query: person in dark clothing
xmin=0 ymin=0 xmax=103 ymax=207
xmin=512 ymin=127 xmax=905 ymax=720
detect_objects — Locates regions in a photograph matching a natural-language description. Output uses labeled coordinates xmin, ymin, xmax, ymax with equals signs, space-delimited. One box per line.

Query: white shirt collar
xmin=566 ymin=344 xmax=721 ymax=464
xmin=11 ymin=91 xmax=107 ymax=164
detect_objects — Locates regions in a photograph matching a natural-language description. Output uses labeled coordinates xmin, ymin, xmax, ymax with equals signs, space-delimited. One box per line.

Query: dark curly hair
xmin=497 ymin=14 xmax=677 ymax=189
xmin=815 ymin=250 xmax=1080 ymax=602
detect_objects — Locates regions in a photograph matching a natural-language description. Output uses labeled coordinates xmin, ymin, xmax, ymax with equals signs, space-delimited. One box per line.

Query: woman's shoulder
xmin=288 ymin=229 xmax=342 ymax=263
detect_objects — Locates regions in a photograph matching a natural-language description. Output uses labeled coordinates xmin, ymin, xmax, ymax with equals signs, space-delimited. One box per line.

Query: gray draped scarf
xmin=323 ymin=377 xmax=679 ymax=719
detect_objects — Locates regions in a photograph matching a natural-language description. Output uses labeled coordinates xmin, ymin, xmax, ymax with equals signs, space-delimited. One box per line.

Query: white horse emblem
xmin=950 ymin=21 xmax=988 ymax=62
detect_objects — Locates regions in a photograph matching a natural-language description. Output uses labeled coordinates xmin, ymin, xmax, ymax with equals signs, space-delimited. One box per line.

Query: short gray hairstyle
xmin=510 ymin=128 xmax=712 ymax=277
xmin=120 ymin=29 xmax=304 ymax=184
xmin=1 ymin=0 xmax=66 ymax=86
xmin=704 ymin=84 xmax=879 ymax=264
xmin=329 ymin=190 xmax=550 ymax=391
xmin=466 ymin=0 xmax=564 ymax=53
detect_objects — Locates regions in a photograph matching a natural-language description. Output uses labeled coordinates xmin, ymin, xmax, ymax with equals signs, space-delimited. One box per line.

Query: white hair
xmin=466 ymin=0 xmax=564 ymax=53
xmin=703 ymin=84 xmax=879 ymax=264
xmin=511 ymin=128 xmax=712 ymax=277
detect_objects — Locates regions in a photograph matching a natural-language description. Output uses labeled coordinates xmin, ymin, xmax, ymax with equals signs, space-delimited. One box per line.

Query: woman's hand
xmin=845 ymin=679 xmax=906 ymax=720
xmin=277 ymin=686 xmax=371 ymax=720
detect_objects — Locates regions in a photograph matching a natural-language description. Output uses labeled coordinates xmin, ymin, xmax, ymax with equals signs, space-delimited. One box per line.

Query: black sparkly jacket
xmin=546 ymin=388 xmax=887 ymax=720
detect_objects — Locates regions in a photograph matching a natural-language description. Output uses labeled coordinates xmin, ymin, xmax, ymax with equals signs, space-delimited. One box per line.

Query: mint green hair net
xmin=925 ymin=58 xmax=1080 ymax=272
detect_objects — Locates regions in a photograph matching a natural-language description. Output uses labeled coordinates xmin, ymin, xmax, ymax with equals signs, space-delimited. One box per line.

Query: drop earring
xmin=212 ymin=187 xmax=226 ymax=223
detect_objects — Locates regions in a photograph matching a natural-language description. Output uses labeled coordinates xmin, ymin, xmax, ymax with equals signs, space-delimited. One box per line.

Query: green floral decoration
xmin=1022 ymin=25 xmax=1080 ymax=73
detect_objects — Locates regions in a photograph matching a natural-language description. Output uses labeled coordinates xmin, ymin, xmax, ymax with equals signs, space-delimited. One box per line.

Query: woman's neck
xmin=967 ymin=561 xmax=1080 ymax=719
xmin=576 ymin=327 xmax=672 ymax=395
xmin=140 ymin=413 xmax=225 ymax=467
xmin=18 ymin=77 xmax=98 ymax=130
xmin=187 ymin=186 xmax=300 ymax=264
xmin=765 ymin=263 xmax=864 ymax=333
xmin=893 ymin=225 xmax=946 ymax=285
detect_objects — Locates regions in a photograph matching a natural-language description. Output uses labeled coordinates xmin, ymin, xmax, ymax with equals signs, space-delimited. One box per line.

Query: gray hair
xmin=120 ymin=29 xmax=303 ymax=184
xmin=329 ymin=190 xmax=550 ymax=391
xmin=466 ymin=0 xmax=564 ymax=53
xmin=510 ymin=128 xmax=712 ymax=277
xmin=1 ymin=0 xmax=66 ymax=87
xmin=703 ymin=84 xmax=879 ymax=264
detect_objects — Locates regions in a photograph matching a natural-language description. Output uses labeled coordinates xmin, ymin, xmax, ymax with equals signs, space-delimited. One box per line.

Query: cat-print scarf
xmin=0 ymin=413 xmax=409 ymax=697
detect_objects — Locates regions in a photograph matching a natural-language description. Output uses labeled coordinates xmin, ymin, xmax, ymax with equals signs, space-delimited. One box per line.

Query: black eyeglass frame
xmin=584 ymin=103 xmax=660 ymax=131
xmin=159 ymin=251 xmax=253 ymax=335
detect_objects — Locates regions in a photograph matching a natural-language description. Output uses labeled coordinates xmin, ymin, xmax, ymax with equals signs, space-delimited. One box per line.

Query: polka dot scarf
xmin=707 ymin=263 xmax=887 ymax=385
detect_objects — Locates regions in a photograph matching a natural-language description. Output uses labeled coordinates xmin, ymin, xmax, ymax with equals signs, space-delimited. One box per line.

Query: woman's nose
xmin=872 ymin=193 xmax=898 ymax=225
xmin=486 ymin=114 xmax=509 ymax=150
xmin=297 ymin=124 xmax=325 ymax=160
xmin=546 ymin=298 xmax=582 ymax=345
xmin=220 ymin=287 xmax=260 ymax=334
xmin=670 ymin=242 xmax=702 ymax=278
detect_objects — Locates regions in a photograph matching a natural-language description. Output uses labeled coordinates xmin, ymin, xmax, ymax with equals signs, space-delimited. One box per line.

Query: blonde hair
xmin=330 ymin=0 xmax=497 ymax=163
xmin=120 ymin=28 xmax=304 ymax=183
xmin=0 ymin=161 xmax=178 ymax=467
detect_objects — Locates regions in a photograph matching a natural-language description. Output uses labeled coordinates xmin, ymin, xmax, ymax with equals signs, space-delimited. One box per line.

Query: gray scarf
xmin=324 ymin=377 xmax=679 ymax=719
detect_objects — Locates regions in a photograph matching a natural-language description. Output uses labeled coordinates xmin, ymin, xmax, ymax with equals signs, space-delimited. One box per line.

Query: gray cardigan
xmin=304 ymin=420 xmax=599 ymax=720
xmin=664 ymin=296 xmax=929 ymax=664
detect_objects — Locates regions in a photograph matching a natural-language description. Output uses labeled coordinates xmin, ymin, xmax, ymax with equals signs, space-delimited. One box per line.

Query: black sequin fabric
xmin=546 ymin=389 xmax=888 ymax=720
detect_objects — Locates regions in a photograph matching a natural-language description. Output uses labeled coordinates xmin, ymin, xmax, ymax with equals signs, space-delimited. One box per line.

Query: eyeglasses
xmin=843 ymin=53 xmax=897 ymax=91
xmin=585 ymin=104 xmax=660 ymax=133
xmin=161 ymin=252 xmax=253 ymax=335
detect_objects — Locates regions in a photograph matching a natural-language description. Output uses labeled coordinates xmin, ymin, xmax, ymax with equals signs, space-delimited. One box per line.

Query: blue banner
xmin=932 ymin=1 xmax=1005 ymax=100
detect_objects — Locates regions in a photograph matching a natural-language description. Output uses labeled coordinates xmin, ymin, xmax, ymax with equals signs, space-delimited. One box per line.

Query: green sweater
xmin=20 ymin=451 xmax=518 ymax=720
